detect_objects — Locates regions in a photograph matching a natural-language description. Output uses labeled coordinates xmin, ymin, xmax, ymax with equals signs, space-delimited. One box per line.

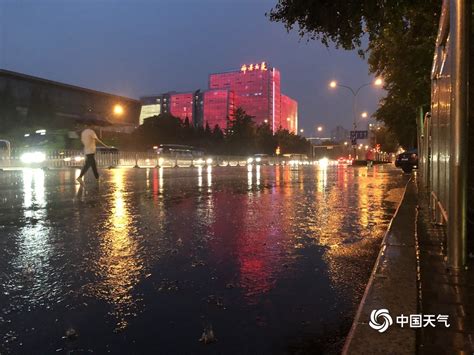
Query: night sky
xmin=0 ymin=0 xmax=385 ymax=136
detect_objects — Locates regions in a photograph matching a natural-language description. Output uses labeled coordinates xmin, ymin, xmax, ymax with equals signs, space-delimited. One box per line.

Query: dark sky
xmin=0 ymin=0 xmax=385 ymax=136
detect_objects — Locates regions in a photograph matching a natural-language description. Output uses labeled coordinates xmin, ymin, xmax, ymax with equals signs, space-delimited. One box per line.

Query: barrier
xmin=0 ymin=149 xmax=295 ymax=169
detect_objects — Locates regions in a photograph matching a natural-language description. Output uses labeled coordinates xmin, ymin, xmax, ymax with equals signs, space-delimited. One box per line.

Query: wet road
xmin=0 ymin=164 xmax=407 ymax=354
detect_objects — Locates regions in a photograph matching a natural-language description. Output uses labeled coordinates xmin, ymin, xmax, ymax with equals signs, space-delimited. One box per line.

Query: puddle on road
xmin=0 ymin=165 xmax=408 ymax=354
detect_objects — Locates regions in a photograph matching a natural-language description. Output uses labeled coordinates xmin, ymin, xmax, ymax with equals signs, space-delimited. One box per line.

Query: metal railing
xmin=0 ymin=149 xmax=295 ymax=169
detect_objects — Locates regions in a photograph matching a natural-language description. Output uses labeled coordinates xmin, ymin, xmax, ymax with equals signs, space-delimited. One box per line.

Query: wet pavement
xmin=0 ymin=164 xmax=407 ymax=354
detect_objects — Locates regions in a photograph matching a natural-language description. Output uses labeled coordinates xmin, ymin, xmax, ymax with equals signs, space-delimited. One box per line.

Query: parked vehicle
xmin=395 ymin=149 xmax=418 ymax=173
xmin=155 ymin=144 xmax=204 ymax=159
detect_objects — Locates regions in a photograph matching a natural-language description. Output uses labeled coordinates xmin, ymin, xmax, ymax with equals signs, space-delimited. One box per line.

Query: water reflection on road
xmin=0 ymin=164 xmax=407 ymax=353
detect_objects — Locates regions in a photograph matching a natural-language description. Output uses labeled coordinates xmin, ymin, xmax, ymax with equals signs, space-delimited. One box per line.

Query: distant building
xmin=139 ymin=91 xmax=199 ymax=126
xmin=330 ymin=125 xmax=350 ymax=143
xmin=208 ymin=62 xmax=297 ymax=132
xmin=0 ymin=69 xmax=141 ymax=129
xmin=140 ymin=62 xmax=298 ymax=133
xmin=203 ymin=89 xmax=234 ymax=131
xmin=280 ymin=95 xmax=298 ymax=133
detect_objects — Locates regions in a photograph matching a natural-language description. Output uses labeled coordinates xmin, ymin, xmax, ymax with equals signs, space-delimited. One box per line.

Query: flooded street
xmin=0 ymin=164 xmax=407 ymax=354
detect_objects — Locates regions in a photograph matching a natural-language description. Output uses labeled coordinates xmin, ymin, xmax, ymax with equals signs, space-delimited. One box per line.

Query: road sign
xmin=350 ymin=130 xmax=368 ymax=140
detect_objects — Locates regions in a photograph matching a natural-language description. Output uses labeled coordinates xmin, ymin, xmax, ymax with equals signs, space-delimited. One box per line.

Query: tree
xmin=274 ymin=128 xmax=310 ymax=155
xmin=374 ymin=126 xmax=399 ymax=153
xmin=256 ymin=122 xmax=278 ymax=154
xmin=132 ymin=113 xmax=183 ymax=149
xmin=227 ymin=107 xmax=257 ymax=155
xmin=268 ymin=0 xmax=440 ymax=148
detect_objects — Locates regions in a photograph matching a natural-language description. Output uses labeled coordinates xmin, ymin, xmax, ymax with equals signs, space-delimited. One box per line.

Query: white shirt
xmin=81 ymin=128 xmax=98 ymax=154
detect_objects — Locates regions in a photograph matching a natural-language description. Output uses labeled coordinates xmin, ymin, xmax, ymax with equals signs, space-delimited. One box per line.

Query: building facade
xmin=0 ymin=69 xmax=141 ymax=128
xmin=202 ymin=89 xmax=234 ymax=130
xmin=280 ymin=94 xmax=298 ymax=132
xmin=140 ymin=62 xmax=298 ymax=133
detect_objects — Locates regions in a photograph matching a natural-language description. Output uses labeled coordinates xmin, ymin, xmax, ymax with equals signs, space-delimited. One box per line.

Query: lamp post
xmin=329 ymin=78 xmax=382 ymax=159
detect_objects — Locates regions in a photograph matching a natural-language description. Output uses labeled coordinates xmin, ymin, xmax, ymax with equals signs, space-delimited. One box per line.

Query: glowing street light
xmin=328 ymin=77 xmax=383 ymax=159
xmin=317 ymin=126 xmax=323 ymax=132
xmin=361 ymin=112 xmax=368 ymax=118
xmin=300 ymin=129 xmax=304 ymax=133
xmin=113 ymin=104 xmax=124 ymax=115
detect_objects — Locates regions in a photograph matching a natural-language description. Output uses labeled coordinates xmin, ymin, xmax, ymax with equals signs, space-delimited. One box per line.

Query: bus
xmin=155 ymin=144 xmax=205 ymax=158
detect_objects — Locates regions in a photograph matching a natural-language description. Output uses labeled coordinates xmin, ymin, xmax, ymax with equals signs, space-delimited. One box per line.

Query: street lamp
xmin=329 ymin=78 xmax=382 ymax=158
xmin=317 ymin=126 xmax=323 ymax=132
xmin=300 ymin=129 xmax=304 ymax=133
xmin=361 ymin=111 xmax=368 ymax=118
xmin=113 ymin=104 xmax=124 ymax=116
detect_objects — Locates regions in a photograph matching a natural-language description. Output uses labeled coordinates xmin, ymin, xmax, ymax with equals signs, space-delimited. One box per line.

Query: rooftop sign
xmin=240 ymin=62 xmax=267 ymax=73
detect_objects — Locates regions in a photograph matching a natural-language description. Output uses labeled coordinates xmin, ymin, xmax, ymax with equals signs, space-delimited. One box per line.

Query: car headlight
xmin=318 ymin=157 xmax=329 ymax=168
xmin=255 ymin=157 xmax=262 ymax=163
xmin=21 ymin=151 xmax=46 ymax=164
xmin=247 ymin=158 xmax=254 ymax=164
xmin=206 ymin=158 xmax=213 ymax=165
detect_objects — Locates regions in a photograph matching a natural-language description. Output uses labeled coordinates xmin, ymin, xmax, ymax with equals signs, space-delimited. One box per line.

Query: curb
xmin=342 ymin=177 xmax=418 ymax=354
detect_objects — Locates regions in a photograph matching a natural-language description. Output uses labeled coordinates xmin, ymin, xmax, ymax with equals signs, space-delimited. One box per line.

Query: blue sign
xmin=350 ymin=130 xmax=368 ymax=140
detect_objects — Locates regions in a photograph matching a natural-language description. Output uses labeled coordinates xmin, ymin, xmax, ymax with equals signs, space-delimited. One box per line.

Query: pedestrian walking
xmin=76 ymin=124 xmax=110 ymax=184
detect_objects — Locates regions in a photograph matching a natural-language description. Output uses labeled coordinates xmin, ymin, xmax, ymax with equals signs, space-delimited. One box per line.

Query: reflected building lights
xmin=10 ymin=168 xmax=55 ymax=306
xmin=88 ymin=169 xmax=143 ymax=330
xmin=146 ymin=168 xmax=150 ymax=189
xmin=197 ymin=166 xmax=203 ymax=187
xmin=256 ymin=165 xmax=261 ymax=186
xmin=207 ymin=166 xmax=212 ymax=188
xmin=159 ymin=167 xmax=164 ymax=194
xmin=317 ymin=165 xmax=328 ymax=193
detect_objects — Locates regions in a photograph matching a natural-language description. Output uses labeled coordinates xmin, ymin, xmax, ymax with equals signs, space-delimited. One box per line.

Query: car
xmin=337 ymin=157 xmax=353 ymax=165
xmin=395 ymin=149 xmax=418 ymax=173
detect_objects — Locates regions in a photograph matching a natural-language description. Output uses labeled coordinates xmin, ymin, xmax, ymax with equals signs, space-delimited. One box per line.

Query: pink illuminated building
xmin=203 ymin=89 xmax=234 ymax=130
xmin=208 ymin=62 xmax=297 ymax=133
xmin=139 ymin=62 xmax=298 ymax=133
xmin=169 ymin=92 xmax=194 ymax=123
xmin=280 ymin=95 xmax=298 ymax=132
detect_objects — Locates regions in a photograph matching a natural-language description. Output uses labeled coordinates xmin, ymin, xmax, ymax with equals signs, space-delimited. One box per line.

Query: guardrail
xmin=0 ymin=149 xmax=298 ymax=169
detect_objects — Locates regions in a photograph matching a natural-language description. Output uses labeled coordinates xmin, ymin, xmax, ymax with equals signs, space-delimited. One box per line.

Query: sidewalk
xmin=343 ymin=176 xmax=474 ymax=354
